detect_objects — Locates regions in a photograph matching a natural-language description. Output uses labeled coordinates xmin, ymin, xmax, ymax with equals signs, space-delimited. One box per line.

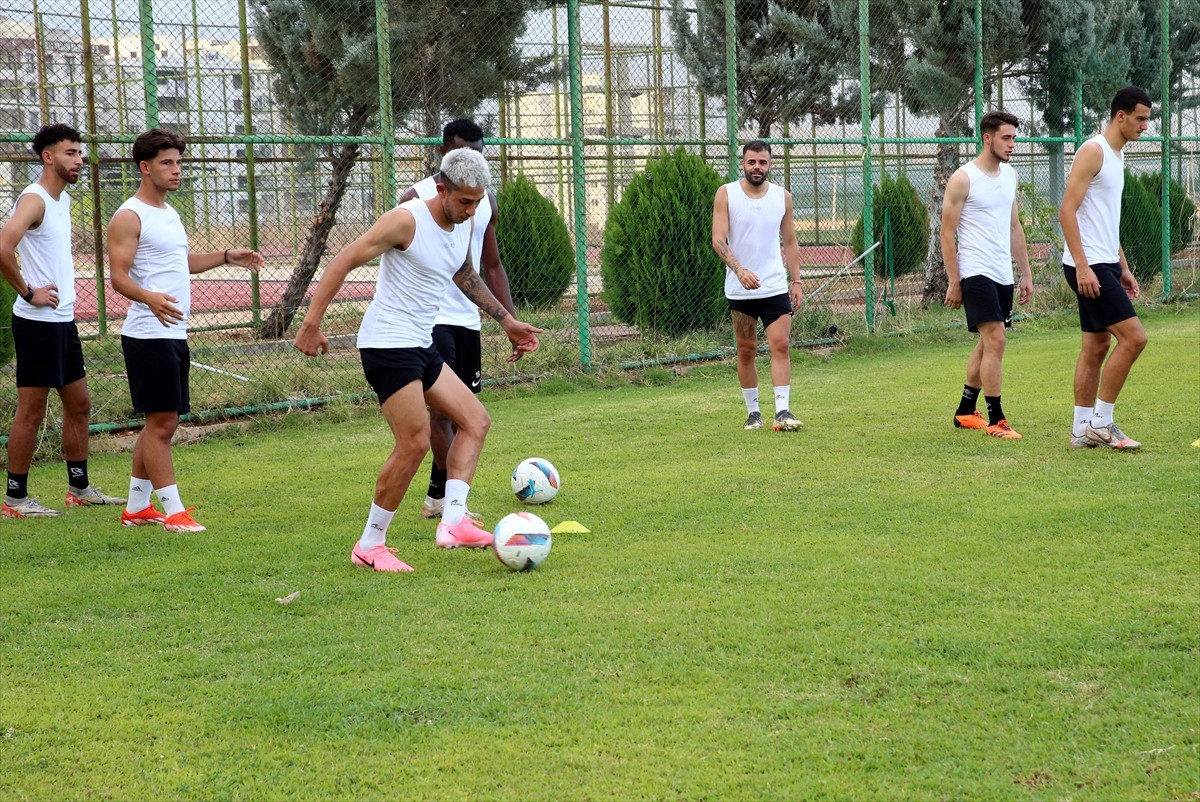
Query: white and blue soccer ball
xmin=493 ymin=511 xmax=553 ymax=572
xmin=511 ymin=457 xmax=560 ymax=505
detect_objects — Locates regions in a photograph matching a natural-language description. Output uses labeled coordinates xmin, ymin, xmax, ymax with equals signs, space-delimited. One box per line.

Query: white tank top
xmin=954 ymin=162 xmax=1017 ymax=284
xmin=723 ymin=181 xmax=788 ymax=300
xmin=356 ymin=198 xmax=472 ymax=349
xmin=11 ymin=183 xmax=76 ymax=322
xmin=1063 ymin=134 xmax=1124 ymax=266
xmin=115 ymin=197 xmax=191 ymax=340
xmin=413 ymin=174 xmax=492 ymax=331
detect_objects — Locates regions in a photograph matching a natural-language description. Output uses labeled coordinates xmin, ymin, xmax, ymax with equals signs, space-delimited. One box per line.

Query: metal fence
xmin=0 ymin=0 xmax=1196 ymax=433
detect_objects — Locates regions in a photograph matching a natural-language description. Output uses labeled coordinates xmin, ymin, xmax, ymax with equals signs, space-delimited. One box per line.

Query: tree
xmin=496 ymin=175 xmax=575 ymax=310
xmin=884 ymin=0 xmax=1026 ymax=305
xmin=668 ymin=0 xmax=868 ymax=139
xmin=601 ymin=149 xmax=726 ymax=337
xmin=251 ymin=0 xmax=558 ymax=339
xmin=1139 ymin=171 xmax=1197 ymax=256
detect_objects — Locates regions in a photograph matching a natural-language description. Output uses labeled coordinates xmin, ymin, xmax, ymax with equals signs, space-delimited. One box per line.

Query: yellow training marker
xmin=551 ymin=520 xmax=591 ymax=534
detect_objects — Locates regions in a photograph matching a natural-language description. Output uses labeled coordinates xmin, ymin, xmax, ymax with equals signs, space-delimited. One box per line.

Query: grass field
xmin=1 ymin=305 xmax=1197 ymax=800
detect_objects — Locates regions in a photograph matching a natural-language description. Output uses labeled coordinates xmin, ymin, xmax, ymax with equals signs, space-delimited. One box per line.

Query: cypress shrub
xmin=495 ymin=174 xmax=575 ymax=310
xmin=601 ymin=148 xmax=725 ymax=336
xmin=850 ymin=173 xmax=929 ymax=277
xmin=1137 ymin=171 xmax=1196 ymax=256
xmin=0 ymin=280 xmax=13 ymax=366
xmin=1120 ymin=168 xmax=1162 ymax=283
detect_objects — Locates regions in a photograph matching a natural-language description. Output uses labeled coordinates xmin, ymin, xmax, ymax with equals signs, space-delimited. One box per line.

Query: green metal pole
xmin=139 ymin=0 xmax=158 ymax=127
xmin=1073 ymin=72 xmax=1083 ymax=147
xmin=973 ymin=0 xmax=983 ymax=131
xmin=375 ymin=0 xmax=396 ymax=209
xmin=567 ymin=0 xmax=592 ymax=371
xmin=80 ymin=0 xmax=107 ymax=336
xmin=32 ymin=0 xmax=51 ymax=123
xmin=859 ymin=0 xmax=875 ymax=331
xmin=604 ymin=1 xmax=615 ymax=220
xmin=724 ymin=0 xmax=738 ymax=178
xmin=237 ymin=0 xmax=260 ymax=326
xmin=1159 ymin=0 xmax=1172 ymax=296
xmin=191 ymin=0 xmax=210 ymax=231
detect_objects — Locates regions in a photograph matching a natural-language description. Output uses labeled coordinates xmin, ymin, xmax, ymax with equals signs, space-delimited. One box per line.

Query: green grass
xmin=1 ymin=307 xmax=1197 ymax=800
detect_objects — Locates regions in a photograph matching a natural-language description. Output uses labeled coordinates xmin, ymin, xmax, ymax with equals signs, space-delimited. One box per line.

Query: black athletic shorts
xmin=960 ymin=275 xmax=1014 ymax=333
xmin=728 ymin=292 xmax=793 ymax=330
xmin=12 ymin=316 xmax=86 ymax=388
xmin=360 ymin=345 xmax=445 ymax=406
xmin=432 ymin=324 xmax=482 ymax=395
xmin=122 ymin=336 xmax=190 ymax=414
xmin=1062 ymin=262 xmax=1138 ymax=333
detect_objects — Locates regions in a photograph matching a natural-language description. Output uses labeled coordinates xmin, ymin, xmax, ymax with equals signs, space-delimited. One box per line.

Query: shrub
xmin=1137 ymin=171 xmax=1196 ymax=256
xmin=1120 ymin=168 xmax=1162 ymax=283
xmin=601 ymin=148 xmax=726 ymax=336
xmin=851 ymin=172 xmax=929 ymax=277
xmin=0 ymin=280 xmax=13 ymax=366
xmin=495 ymin=174 xmax=575 ymax=310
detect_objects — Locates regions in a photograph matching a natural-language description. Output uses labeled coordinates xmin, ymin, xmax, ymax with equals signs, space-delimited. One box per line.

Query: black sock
xmin=956 ymin=385 xmax=981 ymax=416
xmin=67 ymin=460 xmax=89 ymax=490
xmin=427 ymin=463 xmax=447 ymax=499
xmin=985 ymin=395 xmax=1005 ymax=426
xmin=6 ymin=472 xmax=27 ymax=499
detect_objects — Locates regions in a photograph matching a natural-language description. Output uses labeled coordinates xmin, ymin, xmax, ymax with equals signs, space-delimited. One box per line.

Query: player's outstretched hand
xmin=227 ymin=248 xmax=264 ymax=272
xmin=294 ymin=322 xmax=329 ymax=356
xmin=502 ymin=318 xmax=543 ymax=363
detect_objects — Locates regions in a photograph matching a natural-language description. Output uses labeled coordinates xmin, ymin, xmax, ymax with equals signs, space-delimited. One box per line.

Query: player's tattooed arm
xmin=454 ymin=263 xmax=510 ymax=323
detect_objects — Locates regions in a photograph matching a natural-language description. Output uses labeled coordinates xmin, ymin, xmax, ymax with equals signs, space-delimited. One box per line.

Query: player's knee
xmin=13 ymin=402 xmax=47 ymax=429
xmin=1125 ymin=328 xmax=1148 ymax=354
xmin=460 ymin=408 xmax=491 ymax=440
xmin=62 ymin=393 xmax=92 ymax=420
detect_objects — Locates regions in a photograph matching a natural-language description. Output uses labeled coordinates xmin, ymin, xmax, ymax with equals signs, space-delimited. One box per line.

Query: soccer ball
xmin=511 ymin=457 xmax=560 ymax=504
xmin=493 ymin=511 xmax=552 ymax=571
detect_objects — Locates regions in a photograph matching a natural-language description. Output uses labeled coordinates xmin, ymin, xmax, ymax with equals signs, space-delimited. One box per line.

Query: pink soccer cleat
xmin=351 ymin=542 xmax=415 ymax=572
xmin=435 ymin=518 xmax=493 ymax=550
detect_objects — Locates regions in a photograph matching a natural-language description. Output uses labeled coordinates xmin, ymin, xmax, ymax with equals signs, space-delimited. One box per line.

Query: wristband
xmin=22 ymin=287 xmax=34 ymax=303
xmin=223 ymin=248 xmax=230 ymax=265
xmin=790 ymin=280 xmax=803 ymax=286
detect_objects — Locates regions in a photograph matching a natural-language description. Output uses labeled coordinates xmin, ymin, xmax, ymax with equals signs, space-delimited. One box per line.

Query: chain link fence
xmin=0 ymin=0 xmax=1196 ymax=435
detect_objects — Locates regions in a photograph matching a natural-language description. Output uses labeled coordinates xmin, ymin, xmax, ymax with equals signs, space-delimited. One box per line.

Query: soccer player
xmin=107 ymin=128 xmax=263 ymax=532
xmin=942 ymin=111 xmax=1033 ymax=439
xmin=0 ymin=124 xmax=126 ymax=517
xmin=397 ymin=119 xmax=521 ymax=521
xmin=294 ymin=149 xmax=541 ymax=573
xmin=711 ymin=140 xmax=804 ymax=432
xmin=1059 ymin=86 xmax=1152 ymax=450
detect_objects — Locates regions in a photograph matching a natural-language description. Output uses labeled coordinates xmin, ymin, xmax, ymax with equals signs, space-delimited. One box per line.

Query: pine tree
xmin=251 ymin=0 xmax=559 ymax=339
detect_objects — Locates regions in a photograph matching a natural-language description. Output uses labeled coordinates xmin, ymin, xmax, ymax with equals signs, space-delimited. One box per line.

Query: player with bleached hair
xmin=295 ymin=148 xmax=542 ymax=573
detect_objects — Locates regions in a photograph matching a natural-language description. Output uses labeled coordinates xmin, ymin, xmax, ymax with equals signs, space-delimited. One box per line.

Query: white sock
xmin=154 ymin=484 xmax=185 ymax=517
xmin=441 ymin=479 xmax=470 ymax=527
xmin=1072 ymin=405 xmax=1093 ymax=437
xmin=774 ymin=386 xmax=791 ymax=416
xmin=126 ymin=476 xmax=153 ymax=514
xmin=357 ymin=502 xmax=395 ymax=550
xmin=741 ymin=387 xmax=759 ymax=414
xmin=1091 ymin=399 xmax=1116 ymax=428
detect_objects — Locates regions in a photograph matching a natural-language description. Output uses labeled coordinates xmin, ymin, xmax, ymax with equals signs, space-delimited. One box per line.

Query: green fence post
xmin=725 ymin=0 xmax=738 ymax=178
xmin=375 ymin=0 xmax=396 ymax=211
xmin=1159 ymin=0 xmax=1172 ymax=296
xmin=139 ymin=0 xmax=157 ymax=127
xmin=859 ymin=0 xmax=875 ymax=332
xmin=80 ymin=0 xmax=107 ymax=336
xmin=974 ymin=0 xmax=983 ymax=132
xmin=567 ymin=0 xmax=591 ymax=371
xmin=237 ymin=0 xmax=260 ymax=327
